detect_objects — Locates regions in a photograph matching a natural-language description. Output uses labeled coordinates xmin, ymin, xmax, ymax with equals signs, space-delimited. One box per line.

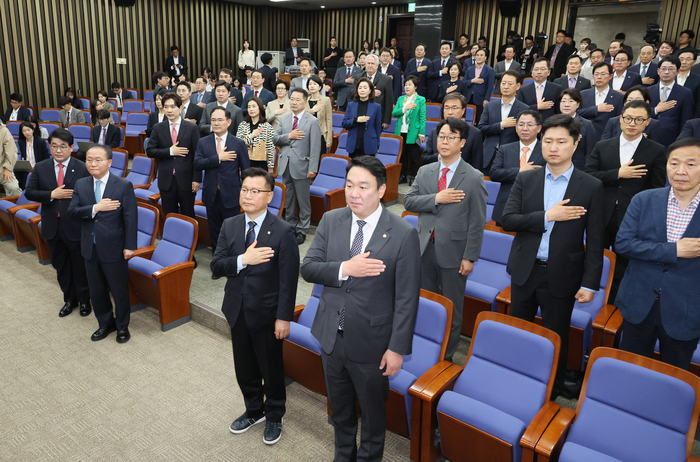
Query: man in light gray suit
xmin=199 ymin=80 xmax=243 ymax=136
xmin=404 ymin=118 xmax=488 ymax=363
xmin=273 ymin=88 xmax=321 ymax=244
xmin=289 ymin=58 xmax=313 ymax=92
xmin=333 ymin=49 xmax=364 ymax=111
xmin=493 ymin=45 xmax=522 ymax=81
xmin=301 ymin=155 xmax=421 ymax=462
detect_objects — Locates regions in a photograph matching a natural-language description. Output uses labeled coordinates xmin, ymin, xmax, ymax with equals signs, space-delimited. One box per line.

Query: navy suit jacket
xmin=615 ymin=187 xmax=700 ymax=341
xmin=437 ymin=79 xmax=469 ymax=104
xmin=190 ymin=91 xmax=213 ymax=106
xmin=193 ymin=133 xmax=250 ymax=209
xmin=2 ymin=106 xmax=31 ymax=124
xmin=629 ymin=62 xmax=658 ymax=86
xmin=146 ymin=119 xmax=202 ymax=191
xmin=477 ymin=98 xmax=530 ymax=169
xmin=68 ymin=173 xmax=137 ymax=262
xmin=18 ymin=137 xmax=50 ymax=164
xmin=261 ymin=65 xmax=278 ymax=93
xmin=91 ymin=124 xmax=121 ymax=148
xmin=516 ymin=81 xmax=562 ymax=121
xmin=165 ymin=55 xmax=188 ymax=78
xmin=678 ymin=118 xmax=700 ymax=140
xmin=554 ymin=75 xmax=591 ymax=91
xmin=422 ymin=124 xmax=483 ymax=171
xmin=380 ymin=64 xmax=402 ymax=104
xmin=427 ymin=57 xmax=459 ymax=101
xmin=399 ymin=58 xmax=432 ymax=98
xmin=578 ymin=88 xmax=625 ymax=140
xmin=679 ymin=73 xmax=700 ymax=118
xmin=574 ymin=116 xmax=598 ymax=170
xmin=341 ymin=101 xmax=382 ymax=155
xmin=108 ymin=89 xmax=135 ymax=101
xmin=649 ymin=83 xmax=694 ymax=146
xmin=489 ymin=141 xmax=546 ymax=225
xmin=609 ymin=72 xmax=642 ymax=92
xmin=209 ymin=87 xmax=244 ymax=108
xmin=241 ymin=87 xmax=275 ymax=116
xmin=463 ymin=65 xmax=496 ymax=108
xmin=602 ymin=116 xmax=662 ymax=144
xmin=404 ymin=57 xmax=432 ymax=98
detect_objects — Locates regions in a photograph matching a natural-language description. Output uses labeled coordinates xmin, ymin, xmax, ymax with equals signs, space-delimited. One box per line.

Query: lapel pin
xmin=383 ymin=234 xmax=387 ymax=238
xmin=267 ymin=231 xmax=271 ymax=234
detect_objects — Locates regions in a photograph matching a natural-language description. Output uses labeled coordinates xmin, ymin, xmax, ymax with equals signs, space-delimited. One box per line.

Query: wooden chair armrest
xmin=520 ymin=401 xmax=561 ymax=453
xmin=195 ymin=200 xmax=205 ymax=206
xmin=148 ymin=193 xmax=161 ymax=205
xmin=8 ymin=202 xmax=40 ymax=214
xmin=408 ymin=363 xmax=464 ymax=403
xmin=293 ymin=304 xmax=305 ymax=323
xmin=688 ymin=456 xmax=700 ymax=462
xmin=1 ymin=195 xmax=20 ymax=203
xmin=28 ymin=215 xmax=42 ymax=225
xmin=326 ymin=188 xmax=347 ymax=210
xmin=132 ymin=184 xmax=151 ymax=189
xmin=592 ymin=303 xmax=617 ymax=331
xmin=131 ymin=246 xmax=156 ymax=260
xmin=603 ymin=308 xmax=623 ymax=348
xmin=496 ymin=285 xmax=512 ymax=314
xmin=408 ymin=360 xmax=454 ymax=395
xmin=534 ymin=406 xmax=576 ymax=459
xmin=153 ymin=261 xmax=196 ymax=279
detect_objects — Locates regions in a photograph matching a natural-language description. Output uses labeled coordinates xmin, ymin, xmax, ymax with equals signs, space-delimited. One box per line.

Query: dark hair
xmin=660 ymin=40 xmax=676 ymax=50
xmin=214 ymin=80 xmax=231 ymax=91
xmin=504 ymin=45 xmax=516 ymax=54
xmin=615 ymin=50 xmax=632 ymax=62
xmin=533 ymin=57 xmax=549 ymax=68
xmin=624 ymin=85 xmax=652 ymax=104
xmin=567 ymin=55 xmax=583 ymax=65
xmin=261 ymin=53 xmax=273 ymax=65
xmin=346 ymin=155 xmax=387 ymax=188
xmin=362 ymin=40 xmax=370 ymax=50
xmin=243 ymin=39 xmax=250 ymax=49
xmin=516 ymin=109 xmax=543 ymax=125
xmin=525 ymin=35 xmax=534 ymax=41
xmin=580 ymin=38 xmax=591 ymax=45
xmin=565 ymin=31 xmax=574 ymax=39
xmin=171 ymin=45 xmax=179 ymax=52
xmin=615 ymin=32 xmax=626 ymax=40
xmin=440 ymin=41 xmax=452 ymax=49
xmin=275 ymin=79 xmax=290 ymax=91
xmin=541 ymin=114 xmax=581 ymax=140
xmin=436 ymin=117 xmax=470 ymax=141
xmin=557 ymin=88 xmax=582 ymax=107
xmin=593 ymin=62 xmax=612 ymax=74
xmin=242 ymin=167 xmax=276 ymax=191
xmin=48 ymin=128 xmax=74 ymax=145
xmin=501 ymin=70 xmax=522 ymax=84
xmin=373 ymin=38 xmax=383 ymax=49
xmin=90 ymin=99 xmax=100 ymax=122
xmin=475 ymin=48 xmax=487 ymax=57
xmin=176 ymin=81 xmax=191 ymax=91
xmin=556 ymin=29 xmax=567 ymax=36
xmin=290 ymin=88 xmax=309 ymax=101
xmin=153 ymin=71 xmax=168 ymax=84
xmin=447 ymin=61 xmax=462 ymax=76
xmin=252 ymin=69 xmax=264 ymax=78
xmin=344 ymin=49 xmax=355 ymax=58
xmin=442 ymin=93 xmax=467 ymax=110
xmin=24 ymin=115 xmax=42 ymax=137
xmin=111 ymin=82 xmax=122 ymax=90
xmin=291 ymin=37 xmax=298 ymax=42
xmin=58 ymin=96 xmax=72 ymax=107
xmin=678 ymin=49 xmax=698 ymax=59
xmin=202 ymin=66 xmax=212 ymax=75
xmin=299 ymin=58 xmax=312 ymax=67
xmin=680 ymin=29 xmax=695 ymax=40
xmin=210 ymin=106 xmax=231 ymax=120
xmin=19 ymin=121 xmax=35 ymax=140
xmin=10 ymin=93 xmax=22 ymax=103
xmin=622 ymin=100 xmax=652 ymax=118
xmin=460 ymin=33 xmax=469 ymax=41
xmin=161 ymin=92 xmax=182 ymax=107
xmin=97 ymin=109 xmax=111 ymax=120
xmin=244 ymin=96 xmax=267 ymax=124
xmin=244 ymin=66 xmax=255 ymax=72
xmin=307 ymin=75 xmax=324 ymax=90
xmin=589 ymin=48 xmax=605 ymax=58
xmin=404 ymin=75 xmax=420 ymax=88
xmin=379 ymin=47 xmax=392 ymax=55
xmin=64 ymin=87 xmax=76 ymax=97
xmin=195 ymin=75 xmax=206 ymax=84
xmin=97 ymin=90 xmax=109 ymax=100
xmin=219 ymin=68 xmax=234 ymax=77
xmin=659 ymin=56 xmax=681 ymax=69
xmin=667 ymin=137 xmax=700 ymax=159
xmin=415 ymin=43 xmax=426 ymax=51
xmin=86 ymin=144 xmax=112 ymax=160
xmin=153 ymin=86 xmax=169 ymax=99
xmin=353 ymin=77 xmax=375 ymax=102
xmin=478 ymin=36 xmax=487 ymax=41
xmin=230 ymin=76 xmax=242 ymax=89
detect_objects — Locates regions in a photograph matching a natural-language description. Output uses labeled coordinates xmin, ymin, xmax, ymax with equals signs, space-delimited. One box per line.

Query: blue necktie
xmin=340 ymin=220 xmax=366 ymax=330
xmin=198 ymin=93 xmax=203 ymax=104
xmin=245 ymin=221 xmax=256 ymax=248
xmin=94 ymin=180 xmax=102 ymax=243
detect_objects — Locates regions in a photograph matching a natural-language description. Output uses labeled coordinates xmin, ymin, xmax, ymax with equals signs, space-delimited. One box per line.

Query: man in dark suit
xmin=211 ymin=168 xmax=299 ymax=445
xmin=191 ymin=76 xmax=213 ymax=108
xmin=285 ymin=38 xmax=301 ymax=67
xmin=363 ymin=54 xmax=394 ymax=129
xmin=404 ymin=118 xmax=487 ymax=362
xmin=493 ymin=46 xmax=522 ymax=81
xmin=427 ymin=42 xmax=459 ymax=102
xmin=517 ymin=58 xmax=562 ymax=122
xmin=502 ymin=114 xmax=605 ymax=398
xmin=212 ymin=68 xmax=244 ymax=108
xmin=692 ymin=62 xmax=700 ymax=76
xmin=164 ymin=45 xmax=188 ymax=80
xmin=615 ymin=137 xmax=700 ymax=369
xmin=578 ymin=62 xmax=625 ymax=139
xmin=520 ymin=36 xmax=540 ymax=76
xmin=68 ymin=145 xmax=137 ymax=343
xmin=199 ymin=81 xmax=244 ymax=137
xmin=379 ymin=47 xmax=402 ymax=104
xmin=108 ymin=82 xmax=135 ymax=110
xmin=404 ymin=43 xmax=432 ymax=99
xmin=478 ymin=71 xmax=530 ymax=172
xmin=554 ymin=55 xmax=591 ymax=91
xmin=422 ymin=93 xmax=483 ymax=170
xmin=584 ymin=100 xmax=667 ymax=303
xmin=259 ymin=53 xmax=279 ymax=93
xmin=390 ymin=38 xmax=404 ymax=64
xmin=333 ymin=50 xmax=365 ymax=111
xmin=544 ymin=30 xmax=575 ymax=81
xmin=650 ymin=57 xmax=694 ymax=146
xmin=629 ymin=45 xmax=659 ymax=86
xmin=677 ymin=50 xmax=700 ymax=118
xmin=193 ymin=107 xmax=250 ymax=258
xmin=24 ymin=129 xmax=92 ymax=318
xmin=92 ymin=110 xmax=121 ymax=148
xmin=2 ymin=93 xmax=31 ymax=123
xmin=176 ymin=82 xmax=203 ymax=124
xmin=678 ymin=118 xmax=700 ymax=139
xmin=301 ymin=155 xmax=421 ymax=462
xmin=146 ymin=92 xmax=201 ymax=219
xmin=490 ymin=110 xmax=546 ymax=226
xmin=610 ymin=50 xmax=642 ymax=94
xmin=242 ymin=70 xmax=275 ymax=116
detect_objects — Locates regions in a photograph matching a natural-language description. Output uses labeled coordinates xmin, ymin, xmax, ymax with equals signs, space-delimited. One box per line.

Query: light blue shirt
xmin=236 ymin=210 xmax=268 ymax=273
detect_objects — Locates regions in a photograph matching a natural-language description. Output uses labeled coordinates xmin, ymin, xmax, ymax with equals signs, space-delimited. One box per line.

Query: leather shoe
xmin=91 ymin=325 xmax=116 ymax=341
xmin=296 ymin=234 xmax=306 ymax=245
xmin=211 ymin=273 xmax=221 ymax=280
xmin=59 ymin=301 xmax=78 ymax=317
xmin=193 ymin=256 xmax=198 ymax=269
xmin=79 ymin=302 xmax=92 ymax=317
xmin=116 ymin=328 xmax=130 ymax=344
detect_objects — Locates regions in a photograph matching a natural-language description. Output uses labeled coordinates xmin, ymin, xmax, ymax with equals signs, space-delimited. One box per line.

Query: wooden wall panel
xmin=660 ymin=0 xmax=700 ymax=49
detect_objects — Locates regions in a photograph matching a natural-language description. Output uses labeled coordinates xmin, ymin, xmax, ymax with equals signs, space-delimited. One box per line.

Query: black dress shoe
xmin=91 ymin=325 xmax=117 ymax=341
xmin=79 ymin=302 xmax=92 ymax=317
xmin=211 ymin=273 xmax=221 ymax=280
xmin=296 ymin=234 xmax=306 ymax=245
xmin=59 ymin=301 xmax=78 ymax=317
xmin=193 ymin=256 xmax=198 ymax=269
xmin=398 ymin=174 xmax=407 ymax=184
xmin=116 ymin=328 xmax=130 ymax=344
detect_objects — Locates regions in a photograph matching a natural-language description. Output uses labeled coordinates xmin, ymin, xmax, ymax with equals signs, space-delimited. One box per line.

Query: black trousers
xmin=47 ymin=218 xmax=90 ymax=304
xmin=161 ymin=176 xmax=195 ymax=219
xmin=511 ymin=263 xmax=576 ymax=397
xmin=207 ymin=190 xmax=239 ymax=253
xmin=84 ymin=244 xmax=130 ymax=330
xmin=468 ymin=96 xmax=485 ymax=125
xmin=249 ymin=160 xmax=268 ymax=170
xmin=231 ymin=308 xmax=286 ymax=423
xmin=621 ymin=298 xmax=699 ymax=370
xmin=322 ymin=331 xmax=389 ymax=462
xmin=400 ymin=133 xmax=421 ymax=177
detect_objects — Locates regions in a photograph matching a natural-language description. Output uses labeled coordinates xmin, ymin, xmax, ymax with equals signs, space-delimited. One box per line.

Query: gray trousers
xmin=282 ymin=167 xmax=311 ymax=235
xmin=1 ymin=171 xmax=22 ymax=196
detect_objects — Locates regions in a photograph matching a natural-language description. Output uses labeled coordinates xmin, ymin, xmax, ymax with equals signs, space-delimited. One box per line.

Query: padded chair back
xmin=309 ymin=155 xmax=349 ymax=206
xmin=563 ymin=348 xmax=700 ymax=462
xmin=484 ymin=180 xmax=500 ymax=222
xmin=573 ymin=249 xmax=613 ymax=318
xmin=402 ymin=292 xmax=450 ymax=380
xmin=334 ymin=132 xmax=348 ymax=157
xmin=151 ymin=214 xmax=196 ymax=267
xmin=6 ymin=122 xmax=21 ymax=137
xmin=377 ymin=134 xmax=403 ymax=166
xmin=40 ymin=122 xmax=61 ymax=137
xmin=143 ymin=90 xmax=154 ymax=106
xmin=332 ymin=111 xmax=345 ymax=135
xmin=40 ymin=109 xmax=61 ymax=122
xmin=11 ymin=173 xmax=34 ymax=206
xmin=125 ymin=88 xmax=139 ymax=100
xmin=126 ymin=155 xmax=154 ymax=185
xmin=466 ymin=230 xmax=513 ymax=304
xmin=268 ymin=183 xmax=285 ymax=217
xmin=122 ymin=100 xmax=144 ymax=119
xmin=68 ymin=124 xmax=92 ymax=146
xmin=421 ymin=120 xmax=440 ymax=151
xmin=136 ymin=203 xmax=159 ymax=248
xmin=490 ymin=96 xmax=502 ymax=103
xmin=425 ymin=103 xmax=442 ymax=120
xmin=297 ymin=284 xmax=325 ymax=328
xmin=77 ymin=97 xmax=91 ymax=110
xmin=465 ymin=105 xmax=477 ymax=125
xmin=125 ymin=112 xmax=150 ymax=136
xmin=108 ymin=98 xmax=118 ymax=109
xmin=109 ymin=150 xmax=128 ymax=177
xmin=382 ymin=117 xmax=398 ymax=134
xmin=110 ymin=111 xmax=120 ymax=124
xmin=523 ymin=78 xmax=534 ymax=86
xmin=402 ymin=212 xmax=418 ymax=228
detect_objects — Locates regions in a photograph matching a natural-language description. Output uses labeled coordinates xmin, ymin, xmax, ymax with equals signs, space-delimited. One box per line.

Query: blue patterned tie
xmin=245 ymin=221 xmax=256 ymax=248
xmin=340 ymin=220 xmax=366 ymax=330
xmin=94 ymin=180 xmax=102 ymax=243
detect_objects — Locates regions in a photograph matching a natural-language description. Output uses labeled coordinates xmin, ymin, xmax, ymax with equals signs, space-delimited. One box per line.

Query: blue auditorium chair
xmin=377 ymin=134 xmax=403 ymax=204
xmin=309 ymin=154 xmax=350 ymax=223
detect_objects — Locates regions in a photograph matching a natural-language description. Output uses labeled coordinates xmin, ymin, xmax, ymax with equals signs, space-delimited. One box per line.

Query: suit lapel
xmin=529 ymin=143 xmax=544 ymax=165
xmin=233 ymin=215 xmax=246 ymax=256
xmin=63 ymin=159 xmax=77 ymax=187
xmin=334 ymin=208 xmax=353 ymax=260
xmin=256 ymin=212 xmax=275 ymax=247
xmin=425 ymin=162 xmax=440 ymax=194
xmin=448 ymin=160 xmax=467 ymax=189
xmin=652 ymin=187 xmax=670 ymax=239
xmin=683 ymin=200 xmax=700 ymax=238
xmin=103 ymin=174 xmax=119 ymax=199
xmin=364 ymin=207 xmax=392 ymax=257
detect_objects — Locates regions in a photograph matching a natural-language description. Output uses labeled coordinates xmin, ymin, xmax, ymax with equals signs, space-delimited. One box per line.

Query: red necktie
xmin=255 ymin=90 xmax=258 ymax=98
xmin=57 ymin=163 xmax=64 ymax=217
xmin=441 ymin=59 xmax=445 ymax=69
xmin=292 ymin=115 xmax=298 ymax=131
xmin=171 ymin=123 xmax=178 ymax=174
xmin=431 ymin=168 xmax=450 ymax=240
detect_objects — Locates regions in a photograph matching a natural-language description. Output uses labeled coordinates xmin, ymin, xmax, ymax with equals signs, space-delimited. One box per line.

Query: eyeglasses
xmin=659 ymin=67 xmax=677 ymax=73
xmin=241 ymin=188 xmax=272 ymax=196
xmin=517 ymin=123 xmax=539 ymax=128
xmin=613 ymin=58 xmax=628 ymax=63
xmin=593 ymin=72 xmax=610 ymax=77
xmin=437 ymin=135 xmax=461 ymax=142
xmin=86 ymin=158 xmax=107 ymax=164
xmin=50 ymin=144 xmax=71 ymax=151
xmin=621 ymin=116 xmax=648 ymax=125
xmin=443 ymin=105 xmax=462 ymax=112
xmin=679 ymin=57 xmax=695 ymax=63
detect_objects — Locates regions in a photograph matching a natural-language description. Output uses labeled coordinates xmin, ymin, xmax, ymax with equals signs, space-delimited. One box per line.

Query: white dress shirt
xmin=611 ymin=71 xmax=627 ymax=91
xmin=91 ymin=171 xmax=110 ymax=217
xmin=504 ymin=59 xmax=514 ymax=71
xmin=594 ymin=86 xmax=610 ymax=106
xmin=619 ymin=133 xmax=643 ymax=166
xmin=9 ymin=108 xmax=19 ymax=121
xmin=54 ymin=157 xmax=71 ymax=181
xmin=500 ymin=98 xmax=514 ymax=127
xmin=168 ymin=118 xmax=181 ymax=156
xmin=519 ymin=140 xmax=538 ymax=162
xmin=172 ymin=56 xmax=180 ymax=76
xmin=236 ymin=210 xmax=268 ymax=272
xmin=677 ymin=72 xmax=689 ymax=86
xmin=338 ymin=204 xmax=383 ymax=281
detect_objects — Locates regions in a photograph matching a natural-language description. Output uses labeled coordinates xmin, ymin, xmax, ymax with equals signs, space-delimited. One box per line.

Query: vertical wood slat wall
xmin=659 ymin=0 xmax=700 ymax=49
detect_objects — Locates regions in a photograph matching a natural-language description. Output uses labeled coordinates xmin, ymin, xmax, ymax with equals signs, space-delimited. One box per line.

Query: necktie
xmin=569 ymin=77 xmax=576 ymax=89
xmin=520 ymin=147 xmax=530 ymax=168
xmin=95 ymin=179 xmax=102 ymax=203
xmin=171 ymin=123 xmax=178 ymax=144
xmin=198 ymin=93 xmax=203 ymax=104
xmin=101 ymin=127 xmax=106 ymax=144
xmin=430 ymin=168 xmax=450 ymax=241
xmin=641 ymin=65 xmax=647 ymax=79
xmin=66 ymin=111 xmax=70 ymax=125
xmin=292 ymin=115 xmax=298 ymax=130
xmin=255 ymin=90 xmax=258 ymax=98
xmin=536 ymin=84 xmax=544 ymax=101
xmin=347 ymin=67 xmax=351 ymax=78
xmin=550 ymin=45 xmax=560 ymax=68
xmin=57 ymin=163 xmax=64 ymax=187
xmin=661 ymin=86 xmax=669 ymax=101
xmin=245 ymin=221 xmax=256 ymax=248
xmin=417 ymin=60 xmax=421 ymax=68
xmin=340 ymin=220 xmax=367 ymax=329
xmin=441 ymin=59 xmax=446 ymax=69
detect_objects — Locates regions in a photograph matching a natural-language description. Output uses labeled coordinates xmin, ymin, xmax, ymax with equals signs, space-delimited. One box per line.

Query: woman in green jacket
xmin=392 ymin=75 xmax=426 ymax=185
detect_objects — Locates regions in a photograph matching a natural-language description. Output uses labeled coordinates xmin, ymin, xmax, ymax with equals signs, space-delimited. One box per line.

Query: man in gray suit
xmin=333 ymin=49 xmax=364 ymax=111
xmin=301 ymin=155 xmax=421 ymax=462
xmin=199 ymin=80 xmax=243 ymax=136
xmin=493 ymin=45 xmax=522 ymax=81
xmin=273 ymin=88 xmax=321 ymax=244
xmin=404 ymin=118 xmax=488 ymax=362
xmin=289 ymin=58 xmax=313 ymax=92
xmin=363 ymin=54 xmax=394 ymax=128
xmin=58 ymin=96 xmax=85 ymax=128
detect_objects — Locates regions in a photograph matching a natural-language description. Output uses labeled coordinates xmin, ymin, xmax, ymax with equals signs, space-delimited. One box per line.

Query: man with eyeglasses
xmin=578 ymin=62 xmax=625 ymax=139
xmin=516 ymin=57 xmax=562 ymax=122
xmin=676 ymin=50 xmax=700 ymax=118
xmin=211 ymin=167 xmax=299 ymax=446
xmin=584 ymin=100 xmax=667 ymax=302
xmin=490 ymin=110 xmax=546 ymax=226
xmin=194 ymin=107 xmax=250 ymax=269
xmin=629 ymin=45 xmax=659 ymax=86
xmin=404 ymin=117 xmax=487 ymax=363
xmin=610 ymin=50 xmax=642 ymax=94
xmin=649 ymin=56 xmax=694 ymax=146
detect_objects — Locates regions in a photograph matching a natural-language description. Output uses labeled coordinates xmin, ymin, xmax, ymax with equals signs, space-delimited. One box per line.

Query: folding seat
xmin=40 ymin=108 xmax=61 ymax=122
xmin=333 ymin=132 xmax=349 ymax=157
xmin=128 ymin=214 xmax=198 ymax=331
xmin=0 ymin=173 xmax=38 ymax=240
xmin=77 ymin=97 xmax=91 ymax=110
xmin=332 ymin=111 xmax=345 ymax=136
xmin=12 ymin=204 xmax=41 ymax=252
xmin=40 ymin=122 xmax=61 ymax=137
xmin=376 ymin=134 xmax=403 ymax=204
xmin=401 ymin=210 xmax=418 ymax=228
xmin=121 ymin=100 xmax=144 ymax=120
xmin=124 ymin=88 xmax=140 ymax=100
xmin=125 ymin=154 xmax=154 ymax=186
xmin=420 ymin=120 xmax=440 ymax=151
xmin=133 ymin=171 xmax=159 ymax=203
xmin=425 ymin=103 xmax=442 ymax=120
xmin=67 ymin=124 xmax=92 ymax=151
xmin=465 ymin=104 xmax=477 ymax=125
xmin=143 ymin=90 xmax=154 ymax=107
xmin=382 ymin=117 xmax=398 ymax=135
xmin=109 ymin=150 xmax=128 ymax=177
xmin=124 ymin=111 xmax=149 ymax=155
xmin=309 ymin=154 xmax=350 ymax=223
xmin=110 ymin=111 xmax=120 ymax=125
xmin=81 ymin=110 xmax=91 ymax=123
xmin=484 ymin=180 xmax=501 ymax=224
xmin=6 ymin=121 xmax=21 ymax=137
xmin=268 ymin=183 xmax=286 ymax=217
xmin=136 ymin=203 xmax=159 ymax=248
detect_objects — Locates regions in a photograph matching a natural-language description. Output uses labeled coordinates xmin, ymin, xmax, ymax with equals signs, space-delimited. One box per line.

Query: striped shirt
xmin=667 ymin=188 xmax=700 ymax=242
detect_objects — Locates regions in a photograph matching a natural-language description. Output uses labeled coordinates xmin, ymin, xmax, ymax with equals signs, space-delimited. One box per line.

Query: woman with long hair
xmin=237 ymin=96 xmax=275 ymax=171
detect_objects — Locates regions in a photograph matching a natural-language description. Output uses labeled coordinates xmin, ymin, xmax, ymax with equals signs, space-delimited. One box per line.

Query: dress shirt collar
xmin=545 ymin=162 xmax=574 ymax=181
xmin=54 ymin=157 xmax=70 ymax=169
xmin=439 ymin=157 xmax=460 ymax=173
xmin=620 ymin=133 xmax=644 ymax=151
xmin=613 ymin=70 xmax=627 ymax=80
xmin=519 ymin=139 xmax=538 ymax=153
xmin=93 ymin=171 xmax=110 ymax=188
xmin=535 ymin=80 xmax=547 ymax=90
xmin=351 ymin=203 xmax=383 ymax=230
xmin=595 ymin=86 xmax=610 ymax=98
xmin=291 ymin=110 xmax=307 ymax=125
xmin=669 ymin=187 xmax=700 ymax=213
xmin=244 ymin=210 xmax=268 ymax=233
xmin=661 ymin=81 xmax=675 ymax=94
xmin=501 ymin=98 xmax=514 ymax=111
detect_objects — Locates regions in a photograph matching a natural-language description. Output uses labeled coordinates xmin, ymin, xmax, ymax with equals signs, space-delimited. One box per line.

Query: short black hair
xmin=678 ymin=49 xmax=698 ymax=59
xmin=622 ymin=100 xmax=652 ymax=118
xmin=557 ymin=29 xmax=567 ymax=35
xmin=290 ymin=88 xmax=308 ymax=101
xmin=667 ymin=137 xmax=700 ymax=158
xmin=244 ymin=96 xmax=267 ymax=125
xmin=58 ymin=96 xmax=72 ymax=106
xmin=97 ymin=90 xmax=109 ymax=100
xmin=516 ymin=109 xmax=542 ymax=125
xmin=436 ymin=117 xmax=470 ymax=141
xmin=541 ymin=114 xmax=581 ymax=141
xmin=659 ymin=56 xmax=681 ymax=70
xmin=565 ymin=31 xmax=574 ymax=39
xmin=615 ymin=32 xmax=626 ymax=40
xmin=478 ymin=36 xmax=487 ymax=41
xmin=97 ymin=109 xmax=111 ymax=120
xmin=171 ymin=45 xmax=179 ymax=51
xmin=615 ymin=50 xmax=632 ymax=62
xmin=219 ymin=68 xmax=234 ymax=77
xmin=242 ymin=167 xmax=275 ymax=191
xmin=214 ymin=80 xmax=231 ymax=91
xmin=504 ymin=45 xmax=516 ymax=53
xmin=501 ymin=70 xmax=522 ymax=84
xmin=111 ymin=82 xmax=122 ymax=90
xmin=344 ymin=49 xmax=355 ymax=57
xmin=275 ymin=79 xmax=290 ymax=91
xmin=567 ymin=55 xmax=583 ymax=65
xmin=589 ymin=48 xmax=605 ymax=58
xmin=346 ymin=154 xmax=387 ymax=188
xmin=440 ymin=41 xmax=452 ymax=49
xmin=660 ymin=40 xmax=676 ymax=50
xmin=261 ymin=53 xmax=273 ymax=65
xmin=10 ymin=93 xmax=22 ymax=103
xmin=210 ymin=106 xmax=231 ymax=120
xmin=533 ymin=57 xmax=550 ymax=68
xmin=307 ymin=75 xmax=323 ymax=90
xmin=593 ymin=62 xmax=612 ymax=74
xmin=380 ymin=47 xmax=392 ymax=55
xmin=415 ymin=43 xmax=426 ymax=51
xmin=525 ymin=35 xmax=534 ymax=41
xmin=153 ymin=86 xmax=169 ymax=99
xmin=252 ymin=69 xmax=264 ymax=78
xmin=299 ymin=57 xmax=312 ymax=67
xmin=19 ymin=121 xmax=35 ymax=140
xmin=161 ymin=92 xmax=182 ymax=108
xmin=153 ymin=71 xmax=168 ymax=82
xmin=48 ymin=128 xmax=74 ymax=145
xmin=623 ymin=85 xmax=651 ymax=104
xmin=87 ymin=144 xmax=113 ymax=160
xmin=404 ymin=75 xmax=420 ymax=88
xmin=680 ymin=29 xmax=696 ymax=40
xmin=176 ymin=81 xmax=191 ymax=90
xmin=442 ymin=93 xmax=466 ymax=109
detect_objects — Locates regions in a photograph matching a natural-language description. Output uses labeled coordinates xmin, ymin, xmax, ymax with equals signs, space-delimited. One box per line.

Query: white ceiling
xmin=226 ymin=0 xmax=411 ymax=11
